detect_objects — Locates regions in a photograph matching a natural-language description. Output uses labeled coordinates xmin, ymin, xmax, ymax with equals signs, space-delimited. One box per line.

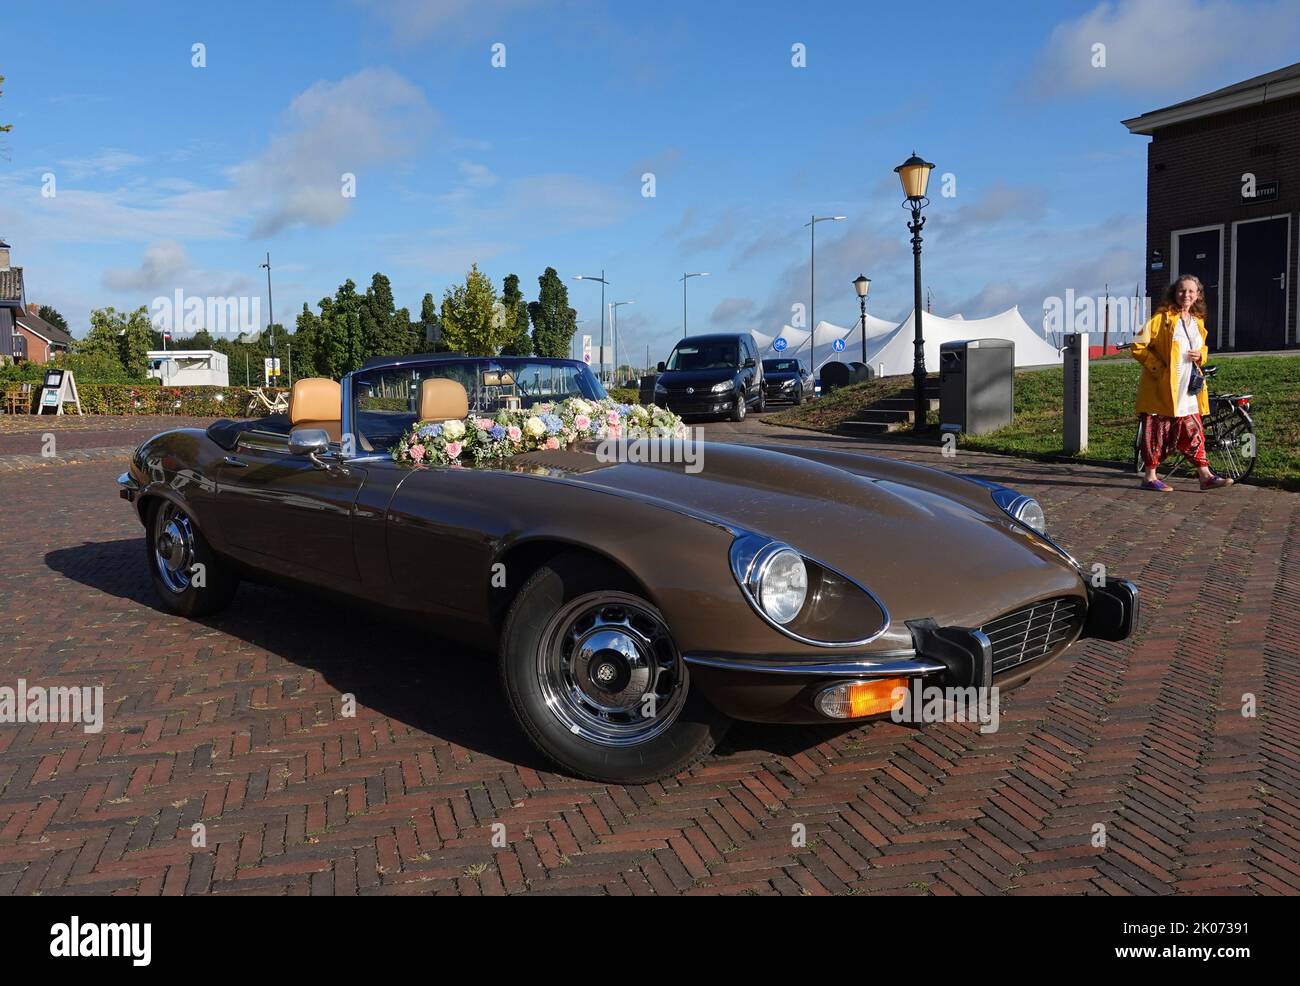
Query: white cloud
xmin=102 ymin=240 xmax=190 ymax=291
xmin=353 ymin=0 xmax=543 ymax=40
xmin=228 ymin=68 xmax=436 ymax=238
xmin=58 ymin=149 xmax=145 ymax=179
xmin=1031 ymin=0 xmax=1300 ymax=97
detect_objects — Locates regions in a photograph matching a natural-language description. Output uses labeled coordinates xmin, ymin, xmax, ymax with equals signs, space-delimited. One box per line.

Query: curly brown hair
xmin=1162 ymin=274 xmax=1208 ymax=319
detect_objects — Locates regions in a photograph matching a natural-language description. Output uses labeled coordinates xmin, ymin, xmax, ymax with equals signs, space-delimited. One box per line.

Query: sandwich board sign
xmin=37 ymin=369 xmax=83 ymax=415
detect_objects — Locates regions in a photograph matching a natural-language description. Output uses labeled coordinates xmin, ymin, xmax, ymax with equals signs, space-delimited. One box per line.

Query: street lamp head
xmin=853 ymin=274 xmax=872 ymax=299
xmin=895 ymin=152 xmax=935 ymax=202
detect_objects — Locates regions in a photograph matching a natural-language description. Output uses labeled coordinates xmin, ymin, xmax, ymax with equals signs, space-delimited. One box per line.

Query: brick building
xmin=1123 ymin=61 xmax=1300 ymax=351
xmin=0 ymin=239 xmax=73 ymax=363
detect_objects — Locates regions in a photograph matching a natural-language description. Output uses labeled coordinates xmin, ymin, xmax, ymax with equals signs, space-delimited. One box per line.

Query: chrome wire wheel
xmin=153 ymin=502 xmax=196 ymax=594
xmin=536 ymin=592 xmax=688 ymax=747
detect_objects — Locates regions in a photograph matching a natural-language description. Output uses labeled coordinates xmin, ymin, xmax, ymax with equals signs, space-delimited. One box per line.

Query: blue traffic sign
xmin=832 ymin=338 xmax=846 ymax=353
xmin=773 ymin=337 xmax=788 ymax=352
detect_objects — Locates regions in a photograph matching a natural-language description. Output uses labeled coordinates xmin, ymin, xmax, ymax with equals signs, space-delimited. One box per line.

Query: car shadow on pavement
xmin=45 ymin=538 xmax=849 ymax=779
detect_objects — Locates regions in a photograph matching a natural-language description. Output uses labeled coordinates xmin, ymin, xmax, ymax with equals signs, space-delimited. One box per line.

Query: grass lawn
xmin=769 ymin=356 xmax=1300 ymax=489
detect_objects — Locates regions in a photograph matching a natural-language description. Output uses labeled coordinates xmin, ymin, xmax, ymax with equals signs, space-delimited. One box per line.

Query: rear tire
xmin=499 ymin=554 xmax=729 ymax=783
xmin=145 ymin=499 xmax=238 ymax=617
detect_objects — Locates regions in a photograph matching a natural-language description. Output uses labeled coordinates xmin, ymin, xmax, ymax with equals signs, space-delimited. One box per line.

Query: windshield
xmin=763 ymin=359 xmax=800 ymax=373
xmin=351 ymin=359 xmax=607 ymax=452
xmin=666 ymin=341 xmax=739 ymax=371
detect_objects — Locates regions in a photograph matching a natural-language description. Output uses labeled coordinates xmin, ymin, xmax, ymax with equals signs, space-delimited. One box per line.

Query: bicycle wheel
xmin=1203 ymin=403 xmax=1256 ymax=481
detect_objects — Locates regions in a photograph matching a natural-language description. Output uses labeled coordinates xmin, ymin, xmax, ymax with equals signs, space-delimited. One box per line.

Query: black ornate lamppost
xmin=852 ymin=274 xmax=871 ymax=363
xmin=894 ymin=152 xmax=935 ymax=432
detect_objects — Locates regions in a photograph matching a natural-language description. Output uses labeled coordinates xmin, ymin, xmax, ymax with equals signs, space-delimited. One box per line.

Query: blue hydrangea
xmin=489 ymin=425 xmax=506 ymax=440
xmin=541 ymin=413 xmax=563 ymax=434
xmin=418 ymin=423 xmax=443 ymax=438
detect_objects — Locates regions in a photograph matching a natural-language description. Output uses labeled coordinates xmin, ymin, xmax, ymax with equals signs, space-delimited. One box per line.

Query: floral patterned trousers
xmin=1139 ymin=412 xmax=1209 ymax=470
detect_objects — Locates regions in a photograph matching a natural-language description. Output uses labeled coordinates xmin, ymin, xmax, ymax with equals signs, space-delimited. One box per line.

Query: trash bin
xmin=638 ymin=373 xmax=658 ymax=405
xmin=939 ymin=338 xmax=1014 ymax=436
xmin=820 ymin=362 xmax=851 ymax=393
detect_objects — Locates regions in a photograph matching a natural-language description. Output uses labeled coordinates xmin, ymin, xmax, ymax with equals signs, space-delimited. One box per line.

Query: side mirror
xmin=657 ymin=361 xmax=666 ymax=373
xmin=289 ymin=428 xmax=331 ymax=468
xmin=743 ymin=357 xmax=756 ymax=369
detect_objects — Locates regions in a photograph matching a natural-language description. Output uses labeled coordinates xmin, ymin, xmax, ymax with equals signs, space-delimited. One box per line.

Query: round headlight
xmin=1015 ymin=498 xmax=1047 ymax=534
xmin=757 ymin=548 xmax=808 ymax=624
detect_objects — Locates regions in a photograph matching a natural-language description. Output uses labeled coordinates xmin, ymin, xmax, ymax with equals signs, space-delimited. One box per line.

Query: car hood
xmin=657 ymin=368 xmax=739 ymax=386
xmin=519 ymin=441 xmax=1083 ymax=629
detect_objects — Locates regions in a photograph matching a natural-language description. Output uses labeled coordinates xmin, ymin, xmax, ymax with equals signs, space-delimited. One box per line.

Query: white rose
xmin=524 ymin=416 xmax=546 ymax=438
xmin=569 ymin=399 xmax=591 ymax=416
xmin=442 ymin=419 xmax=466 ymax=440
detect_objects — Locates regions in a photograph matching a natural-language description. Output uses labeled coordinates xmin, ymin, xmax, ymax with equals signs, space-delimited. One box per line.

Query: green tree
xmin=418 ymin=292 xmax=443 ymax=351
xmin=440 ymin=265 xmax=511 ymax=356
xmin=293 ymin=303 xmax=321 ymax=377
xmin=0 ymin=74 xmax=12 ymax=134
xmin=529 ymin=267 xmax=578 ymax=358
xmin=498 ymin=273 xmax=533 ymax=356
xmin=81 ymin=306 xmax=155 ymax=379
xmin=37 ymin=305 xmax=69 ymax=333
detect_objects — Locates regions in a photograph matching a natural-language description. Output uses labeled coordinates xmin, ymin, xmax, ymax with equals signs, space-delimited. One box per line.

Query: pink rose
xmin=545 ymin=436 xmax=560 ymax=450
xmin=445 ymin=441 xmax=462 ymax=459
xmin=607 ymin=423 xmax=621 ymax=439
xmin=476 ymin=418 xmax=495 ymax=431
xmin=574 ymin=414 xmax=590 ymax=430
xmin=409 ymin=444 xmax=426 ymax=461
xmin=607 ymin=410 xmax=620 ymax=425
xmin=506 ymin=426 xmax=522 ymax=442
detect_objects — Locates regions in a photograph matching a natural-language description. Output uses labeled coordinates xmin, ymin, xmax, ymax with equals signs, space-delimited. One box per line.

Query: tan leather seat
xmin=419 ymin=378 xmax=469 ymax=421
xmin=289 ymin=378 xmax=342 ymax=443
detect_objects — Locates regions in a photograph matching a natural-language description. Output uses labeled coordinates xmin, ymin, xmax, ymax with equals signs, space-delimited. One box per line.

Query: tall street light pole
xmin=611 ymin=301 xmax=634 ymax=385
xmin=853 ymin=275 xmax=871 ymax=363
xmin=894 ymin=153 xmax=935 ymax=433
xmin=680 ymin=272 xmax=708 ymax=337
xmin=802 ymin=215 xmax=846 ymax=378
xmin=574 ymin=272 xmax=609 ymax=385
xmin=260 ymin=252 xmax=276 ymax=383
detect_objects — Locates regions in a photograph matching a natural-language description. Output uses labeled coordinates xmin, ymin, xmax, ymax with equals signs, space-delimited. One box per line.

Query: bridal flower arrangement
xmin=391 ymin=397 xmax=687 ymax=466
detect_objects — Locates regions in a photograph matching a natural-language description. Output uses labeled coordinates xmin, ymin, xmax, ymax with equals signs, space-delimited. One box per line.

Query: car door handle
xmin=223 ymin=455 xmax=248 ymax=468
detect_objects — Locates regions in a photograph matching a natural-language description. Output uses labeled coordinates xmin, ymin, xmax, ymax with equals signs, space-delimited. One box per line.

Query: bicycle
xmin=1129 ymin=364 xmax=1257 ymax=482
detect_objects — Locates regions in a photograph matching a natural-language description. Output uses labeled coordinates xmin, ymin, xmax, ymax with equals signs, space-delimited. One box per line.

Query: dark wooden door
xmin=1233 ymin=217 xmax=1289 ymax=351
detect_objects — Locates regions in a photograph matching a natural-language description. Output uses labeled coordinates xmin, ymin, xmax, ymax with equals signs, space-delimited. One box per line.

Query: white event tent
xmin=755 ymin=308 xmax=1061 ymax=377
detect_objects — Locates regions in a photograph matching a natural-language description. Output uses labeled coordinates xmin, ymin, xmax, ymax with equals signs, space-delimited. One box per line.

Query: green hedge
xmin=607 ymin=387 xmax=641 ymax=404
xmin=7 ymin=384 xmax=289 ymax=417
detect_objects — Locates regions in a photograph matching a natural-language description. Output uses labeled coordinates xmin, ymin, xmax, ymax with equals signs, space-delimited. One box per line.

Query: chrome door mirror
xmin=288 ymin=428 xmax=331 ymax=468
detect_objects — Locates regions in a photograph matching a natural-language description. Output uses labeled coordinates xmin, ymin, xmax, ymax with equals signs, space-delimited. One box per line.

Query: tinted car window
xmin=763 ymin=359 xmax=801 ymax=373
xmin=352 ymin=360 xmax=606 ymax=451
xmin=666 ymin=341 xmax=739 ymax=370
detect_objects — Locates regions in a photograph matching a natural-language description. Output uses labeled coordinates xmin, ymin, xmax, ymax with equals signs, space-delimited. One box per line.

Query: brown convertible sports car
xmin=118 ymin=353 xmax=1137 ymax=783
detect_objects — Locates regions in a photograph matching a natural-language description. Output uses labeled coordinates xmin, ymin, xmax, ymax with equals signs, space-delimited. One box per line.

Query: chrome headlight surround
xmin=728 ymin=533 xmax=890 ymax=647
xmin=986 ymin=487 xmax=1080 ymax=569
xmin=990 ymin=488 xmax=1046 ymax=534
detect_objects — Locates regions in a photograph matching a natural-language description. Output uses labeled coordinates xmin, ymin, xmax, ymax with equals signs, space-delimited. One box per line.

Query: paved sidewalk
xmin=0 ymin=416 xmax=1296 ymax=895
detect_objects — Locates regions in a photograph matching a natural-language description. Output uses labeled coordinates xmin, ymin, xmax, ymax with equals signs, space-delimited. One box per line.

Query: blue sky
xmin=3 ymin=0 xmax=1299 ymax=364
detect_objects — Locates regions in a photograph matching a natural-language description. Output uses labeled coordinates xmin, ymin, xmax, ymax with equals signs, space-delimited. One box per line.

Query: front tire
xmin=145 ymin=499 xmax=238 ymax=617
xmin=794 ymin=385 xmax=804 ymax=406
xmin=499 ymin=554 xmax=729 ymax=783
xmin=729 ymin=392 xmax=746 ymax=422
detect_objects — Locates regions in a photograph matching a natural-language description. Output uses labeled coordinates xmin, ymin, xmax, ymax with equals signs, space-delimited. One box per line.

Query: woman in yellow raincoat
xmin=1131 ymin=274 xmax=1233 ymax=491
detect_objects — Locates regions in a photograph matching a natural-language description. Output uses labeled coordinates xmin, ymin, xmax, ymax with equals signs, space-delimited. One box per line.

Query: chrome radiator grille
xmin=980 ymin=596 xmax=1083 ymax=674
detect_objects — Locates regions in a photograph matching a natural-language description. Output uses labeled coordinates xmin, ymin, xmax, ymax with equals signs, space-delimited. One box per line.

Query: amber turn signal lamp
xmin=816 ymin=678 xmax=909 ymax=719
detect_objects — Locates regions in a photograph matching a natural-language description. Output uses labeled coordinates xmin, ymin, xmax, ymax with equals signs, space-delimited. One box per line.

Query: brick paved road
xmin=0 ymin=416 xmax=1297 ymax=895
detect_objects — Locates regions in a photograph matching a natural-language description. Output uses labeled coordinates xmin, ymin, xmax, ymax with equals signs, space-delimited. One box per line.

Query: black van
xmin=653 ymin=332 xmax=765 ymax=421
